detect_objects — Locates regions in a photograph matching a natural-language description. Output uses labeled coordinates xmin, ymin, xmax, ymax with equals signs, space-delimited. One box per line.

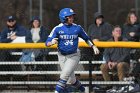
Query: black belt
xmin=60 ymin=51 xmax=77 ymax=55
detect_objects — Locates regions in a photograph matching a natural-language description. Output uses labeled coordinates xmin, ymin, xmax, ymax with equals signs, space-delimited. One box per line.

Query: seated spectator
xmin=123 ymin=11 xmax=140 ymax=41
xmin=100 ymin=25 xmax=130 ymax=81
xmin=0 ymin=15 xmax=27 ymax=71
xmin=1 ymin=16 xmax=27 ymax=43
xmin=21 ymin=16 xmax=49 ymax=71
xmin=122 ymin=11 xmax=140 ymax=92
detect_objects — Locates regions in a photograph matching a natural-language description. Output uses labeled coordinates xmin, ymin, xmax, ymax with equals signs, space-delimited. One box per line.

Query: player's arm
xmin=45 ymin=27 xmax=58 ymax=47
xmin=78 ymin=26 xmax=100 ymax=54
xmin=86 ymin=39 xmax=100 ymax=55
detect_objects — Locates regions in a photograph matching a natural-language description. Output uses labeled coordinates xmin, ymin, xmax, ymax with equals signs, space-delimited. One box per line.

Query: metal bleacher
xmin=0 ymin=51 xmax=135 ymax=93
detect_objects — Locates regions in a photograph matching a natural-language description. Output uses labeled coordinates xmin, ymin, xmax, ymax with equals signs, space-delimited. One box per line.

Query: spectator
xmin=122 ymin=11 xmax=140 ymax=92
xmin=88 ymin=12 xmax=112 ymax=41
xmin=0 ymin=15 xmax=27 ymax=71
xmin=88 ymin=12 xmax=113 ymax=60
xmin=122 ymin=11 xmax=140 ymax=77
xmin=100 ymin=25 xmax=130 ymax=81
xmin=1 ymin=16 xmax=27 ymax=43
xmin=23 ymin=16 xmax=49 ymax=71
xmin=123 ymin=11 xmax=140 ymax=41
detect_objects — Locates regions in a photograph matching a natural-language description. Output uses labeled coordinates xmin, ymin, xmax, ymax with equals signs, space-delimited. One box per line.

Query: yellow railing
xmin=0 ymin=41 xmax=139 ymax=49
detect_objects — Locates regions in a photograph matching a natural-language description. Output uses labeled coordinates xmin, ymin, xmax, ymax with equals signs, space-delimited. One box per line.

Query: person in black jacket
xmin=100 ymin=25 xmax=130 ymax=81
xmin=123 ymin=11 xmax=140 ymax=41
xmin=88 ymin=12 xmax=113 ymax=60
xmin=123 ymin=11 xmax=140 ymax=75
xmin=123 ymin=11 xmax=140 ymax=91
xmin=88 ymin=12 xmax=112 ymax=41
xmin=22 ymin=16 xmax=49 ymax=70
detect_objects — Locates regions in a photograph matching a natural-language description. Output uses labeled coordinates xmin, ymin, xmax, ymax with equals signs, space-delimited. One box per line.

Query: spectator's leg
xmin=117 ymin=62 xmax=129 ymax=81
xmin=100 ymin=63 xmax=111 ymax=81
xmin=35 ymin=56 xmax=44 ymax=70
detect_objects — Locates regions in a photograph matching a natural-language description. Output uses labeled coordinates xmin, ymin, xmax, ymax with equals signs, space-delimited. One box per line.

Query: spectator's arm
xmin=15 ymin=26 xmax=27 ymax=36
xmin=122 ymin=25 xmax=134 ymax=41
xmin=133 ymin=25 xmax=140 ymax=38
xmin=103 ymin=48 xmax=111 ymax=62
xmin=38 ymin=27 xmax=48 ymax=42
xmin=88 ymin=24 xmax=98 ymax=40
xmin=1 ymin=29 xmax=12 ymax=43
xmin=25 ymin=30 xmax=33 ymax=43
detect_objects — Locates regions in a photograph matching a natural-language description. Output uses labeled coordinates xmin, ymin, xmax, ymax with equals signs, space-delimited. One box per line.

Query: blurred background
xmin=0 ymin=0 xmax=140 ymax=92
xmin=0 ymin=0 xmax=140 ymax=32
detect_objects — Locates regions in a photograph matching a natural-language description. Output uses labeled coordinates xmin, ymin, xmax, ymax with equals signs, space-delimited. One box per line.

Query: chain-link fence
xmin=0 ymin=46 xmax=139 ymax=93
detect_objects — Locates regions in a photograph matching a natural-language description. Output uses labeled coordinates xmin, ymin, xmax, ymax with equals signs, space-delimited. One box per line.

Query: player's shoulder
xmin=54 ymin=23 xmax=64 ymax=28
xmin=72 ymin=23 xmax=83 ymax=29
xmin=52 ymin=23 xmax=64 ymax=31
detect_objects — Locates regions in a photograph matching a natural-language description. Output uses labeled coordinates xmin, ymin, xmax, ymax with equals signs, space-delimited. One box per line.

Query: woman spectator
xmin=21 ymin=16 xmax=49 ymax=71
xmin=122 ymin=11 xmax=140 ymax=92
xmin=123 ymin=11 xmax=140 ymax=41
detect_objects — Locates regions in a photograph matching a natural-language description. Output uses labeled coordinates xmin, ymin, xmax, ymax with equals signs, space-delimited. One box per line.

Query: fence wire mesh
xmin=0 ymin=48 xmax=139 ymax=93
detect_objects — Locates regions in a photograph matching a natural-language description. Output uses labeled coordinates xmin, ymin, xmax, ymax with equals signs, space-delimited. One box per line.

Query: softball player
xmin=46 ymin=8 xmax=99 ymax=93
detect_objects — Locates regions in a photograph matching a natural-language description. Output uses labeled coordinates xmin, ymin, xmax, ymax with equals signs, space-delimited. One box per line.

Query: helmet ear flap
xmin=59 ymin=16 xmax=66 ymax=23
xmin=64 ymin=17 xmax=68 ymax=23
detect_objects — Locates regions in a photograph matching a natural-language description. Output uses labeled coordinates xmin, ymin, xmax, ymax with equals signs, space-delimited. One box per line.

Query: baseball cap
xmin=7 ymin=16 xmax=16 ymax=21
xmin=30 ymin=16 xmax=40 ymax=23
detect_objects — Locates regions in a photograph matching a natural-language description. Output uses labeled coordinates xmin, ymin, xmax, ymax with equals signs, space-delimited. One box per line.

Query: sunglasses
xmin=8 ymin=20 xmax=15 ymax=22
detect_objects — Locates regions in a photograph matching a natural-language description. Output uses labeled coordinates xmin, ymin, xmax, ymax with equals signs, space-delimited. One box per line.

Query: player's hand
xmin=92 ymin=45 xmax=100 ymax=55
xmin=51 ymin=38 xmax=58 ymax=45
xmin=46 ymin=42 xmax=52 ymax=46
xmin=93 ymin=39 xmax=99 ymax=42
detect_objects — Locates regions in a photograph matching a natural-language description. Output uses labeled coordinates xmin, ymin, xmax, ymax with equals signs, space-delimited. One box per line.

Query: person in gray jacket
xmin=100 ymin=25 xmax=130 ymax=81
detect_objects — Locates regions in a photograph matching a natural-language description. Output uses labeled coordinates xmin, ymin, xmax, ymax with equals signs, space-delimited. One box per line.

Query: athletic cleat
xmin=55 ymin=91 xmax=59 ymax=93
xmin=116 ymin=86 xmax=127 ymax=93
xmin=129 ymin=84 xmax=140 ymax=92
xmin=106 ymin=86 xmax=118 ymax=93
xmin=55 ymin=90 xmax=66 ymax=93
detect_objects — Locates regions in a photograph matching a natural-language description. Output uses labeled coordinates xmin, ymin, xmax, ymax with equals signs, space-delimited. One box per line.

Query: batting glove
xmin=92 ymin=45 xmax=100 ymax=55
xmin=51 ymin=38 xmax=58 ymax=45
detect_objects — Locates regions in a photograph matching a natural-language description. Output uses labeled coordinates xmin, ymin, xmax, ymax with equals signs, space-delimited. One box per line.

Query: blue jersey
xmin=46 ymin=23 xmax=90 ymax=55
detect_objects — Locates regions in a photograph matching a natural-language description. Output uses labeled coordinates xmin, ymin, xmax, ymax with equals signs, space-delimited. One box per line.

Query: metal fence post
xmin=89 ymin=60 xmax=92 ymax=93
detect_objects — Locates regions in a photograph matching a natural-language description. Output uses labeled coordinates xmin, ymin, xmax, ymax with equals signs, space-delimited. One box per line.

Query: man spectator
xmin=1 ymin=16 xmax=27 ymax=43
xmin=0 ymin=15 xmax=27 ymax=70
xmin=100 ymin=25 xmax=130 ymax=81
